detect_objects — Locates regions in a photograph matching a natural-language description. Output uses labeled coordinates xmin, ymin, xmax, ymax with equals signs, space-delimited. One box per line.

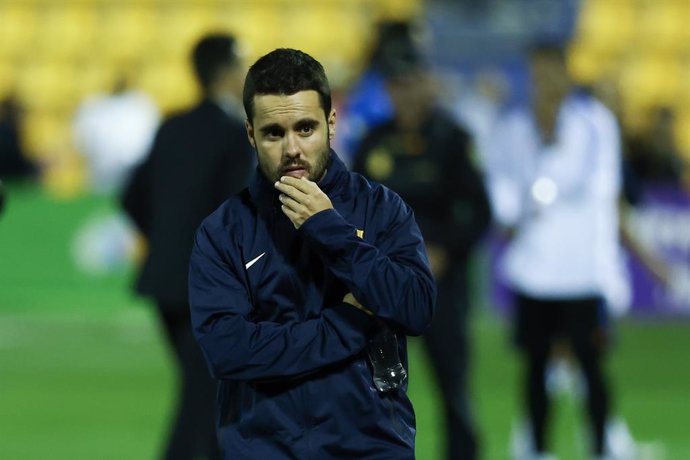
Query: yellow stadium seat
xmin=224 ymin=3 xmax=283 ymax=61
xmin=138 ymin=62 xmax=196 ymax=113
xmin=575 ymin=0 xmax=635 ymax=55
xmin=23 ymin=110 xmax=71 ymax=156
xmin=17 ymin=61 xmax=77 ymax=112
xmin=280 ymin=5 xmax=337 ymax=51
xmin=34 ymin=5 xmax=97 ymax=60
xmin=567 ymin=41 xmax=619 ymax=85
xmin=336 ymin=7 xmax=372 ymax=61
xmin=98 ymin=4 xmax=157 ymax=63
xmin=5 ymin=0 xmax=422 ymax=177
xmin=635 ymin=1 xmax=687 ymax=54
xmin=0 ymin=4 xmax=38 ymax=60
xmin=70 ymin=60 xmax=118 ymax=101
xmin=619 ymin=56 xmax=683 ymax=126
xmin=155 ymin=5 xmax=216 ymax=61
xmin=0 ymin=63 xmax=17 ymax=98
xmin=677 ymin=1 xmax=690 ymax=53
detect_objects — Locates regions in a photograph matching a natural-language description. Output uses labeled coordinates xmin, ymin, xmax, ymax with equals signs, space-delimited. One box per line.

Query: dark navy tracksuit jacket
xmin=189 ymin=152 xmax=436 ymax=459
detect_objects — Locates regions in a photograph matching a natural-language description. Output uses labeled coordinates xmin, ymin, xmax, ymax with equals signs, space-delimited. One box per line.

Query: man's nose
xmin=283 ymin=132 xmax=301 ymax=158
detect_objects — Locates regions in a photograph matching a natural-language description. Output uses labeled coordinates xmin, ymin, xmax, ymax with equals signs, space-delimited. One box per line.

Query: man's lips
xmin=282 ymin=165 xmax=308 ymax=178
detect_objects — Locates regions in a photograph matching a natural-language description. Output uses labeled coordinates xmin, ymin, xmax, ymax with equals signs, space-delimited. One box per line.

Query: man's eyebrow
xmin=259 ymin=123 xmax=284 ymax=135
xmin=294 ymin=118 xmax=320 ymax=130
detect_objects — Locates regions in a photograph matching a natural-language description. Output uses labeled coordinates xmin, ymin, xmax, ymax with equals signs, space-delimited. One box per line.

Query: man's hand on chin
xmin=274 ymin=176 xmax=333 ymax=228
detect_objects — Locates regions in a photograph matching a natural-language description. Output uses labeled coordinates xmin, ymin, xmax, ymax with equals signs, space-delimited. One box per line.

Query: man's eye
xmin=267 ymin=129 xmax=283 ymax=138
xmin=299 ymin=126 xmax=314 ymax=135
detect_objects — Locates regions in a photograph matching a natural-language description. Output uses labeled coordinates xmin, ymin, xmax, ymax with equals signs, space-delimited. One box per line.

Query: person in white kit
xmin=485 ymin=42 xmax=627 ymax=460
xmin=70 ymin=75 xmax=160 ymax=275
xmin=73 ymin=74 xmax=160 ymax=194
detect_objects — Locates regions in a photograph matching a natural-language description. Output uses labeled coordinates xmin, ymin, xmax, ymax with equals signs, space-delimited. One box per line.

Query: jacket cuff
xmin=300 ymin=208 xmax=356 ymax=254
xmin=329 ymin=302 xmax=377 ymax=334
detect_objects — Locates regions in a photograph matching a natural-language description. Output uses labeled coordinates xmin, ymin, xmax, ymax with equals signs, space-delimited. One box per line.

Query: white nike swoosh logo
xmin=244 ymin=252 xmax=266 ymax=270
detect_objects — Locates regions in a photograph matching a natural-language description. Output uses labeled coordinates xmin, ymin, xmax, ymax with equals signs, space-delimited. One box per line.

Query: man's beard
xmin=260 ymin=140 xmax=331 ymax=184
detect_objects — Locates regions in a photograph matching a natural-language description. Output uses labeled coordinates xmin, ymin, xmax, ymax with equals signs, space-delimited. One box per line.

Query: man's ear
xmin=327 ymin=108 xmax=336 ymax=140
xmin=245 ymin=119 xmax=256 ymax=148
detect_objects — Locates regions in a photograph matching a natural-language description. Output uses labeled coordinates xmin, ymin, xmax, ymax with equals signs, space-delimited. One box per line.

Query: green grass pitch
xmin=1 ymin=183 xmax=688 ymax=459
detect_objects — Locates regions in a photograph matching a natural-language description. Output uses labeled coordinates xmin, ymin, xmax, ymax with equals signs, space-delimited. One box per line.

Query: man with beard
xmin=188 ymin=48 xmax=436 ymax=459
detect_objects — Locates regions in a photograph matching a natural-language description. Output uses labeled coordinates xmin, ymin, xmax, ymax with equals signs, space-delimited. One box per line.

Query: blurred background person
xmin=69 ymin=73 xmax=160 ymax=276
xmin=336 ymin=20 xmax=425 ymax=165
xmin=0 ymin=93 xmax=40 ymax=180
xmin=625 ymin=106 xmax=685 ymax=188
xmin=121 ymin=32 xmax=254 ymax=460
xmin=0 ymin=93 xmax=39 ymax=224
xmin=0 ymin=178 xmax=5 ymax=216
xmin=485 ymin=42 xmax=624 ymax=460
xmin=501 ymin=67 xmax=671 ymax=460
xmin=72 ymin=72 xmax=160 ymax=195
xmin=449 ymin=69 xmax=511 ymax=169
xmin=589 ymin=76 xmax=672 ymax=296
xmin=352 ymin=28 xmax=492 ymax=460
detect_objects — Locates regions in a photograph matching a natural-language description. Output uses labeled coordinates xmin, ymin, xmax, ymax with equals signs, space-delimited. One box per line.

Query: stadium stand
xmin=0 ymin=0 xmax=421 ymax=197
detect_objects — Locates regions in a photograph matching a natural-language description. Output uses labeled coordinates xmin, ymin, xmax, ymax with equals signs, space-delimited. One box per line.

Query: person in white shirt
xmin=486 ymin=43 xmax=625 ymax=460
xmin=73 ymin=75 xmax=160 ymax=195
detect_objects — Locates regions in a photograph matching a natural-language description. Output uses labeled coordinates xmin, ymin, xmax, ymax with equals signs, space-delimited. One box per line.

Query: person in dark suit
xmin=121 ymin=33 xmax=254 ymax=460
xmin=0 ymin=94 xmax=39 ymax=180
xmin=0 ymin=179 xmax=5 ymax=216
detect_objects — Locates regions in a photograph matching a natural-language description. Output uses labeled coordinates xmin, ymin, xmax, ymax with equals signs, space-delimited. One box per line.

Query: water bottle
xmin=366 ymin=326 xmax=407 ymax=392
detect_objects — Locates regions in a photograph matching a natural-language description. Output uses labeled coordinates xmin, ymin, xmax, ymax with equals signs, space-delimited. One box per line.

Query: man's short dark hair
xmin=243 ymin=48 xmax=331 ymax=123
xmin=192 ymin=33 xmax=238 ymax=91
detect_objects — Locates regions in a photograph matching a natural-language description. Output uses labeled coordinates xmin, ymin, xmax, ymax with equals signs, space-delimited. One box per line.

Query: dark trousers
xmin=156 ymin=304 xmax=221 ymax=460
xmin=423 ymin=265 xmax=478 ymax=460
xmin=514 ymin=293 xmax=610 ymax=456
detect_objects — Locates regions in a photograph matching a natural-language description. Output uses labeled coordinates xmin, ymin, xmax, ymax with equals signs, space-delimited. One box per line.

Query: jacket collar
xmin=248 ymin=150 xmax=347 ymax=210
